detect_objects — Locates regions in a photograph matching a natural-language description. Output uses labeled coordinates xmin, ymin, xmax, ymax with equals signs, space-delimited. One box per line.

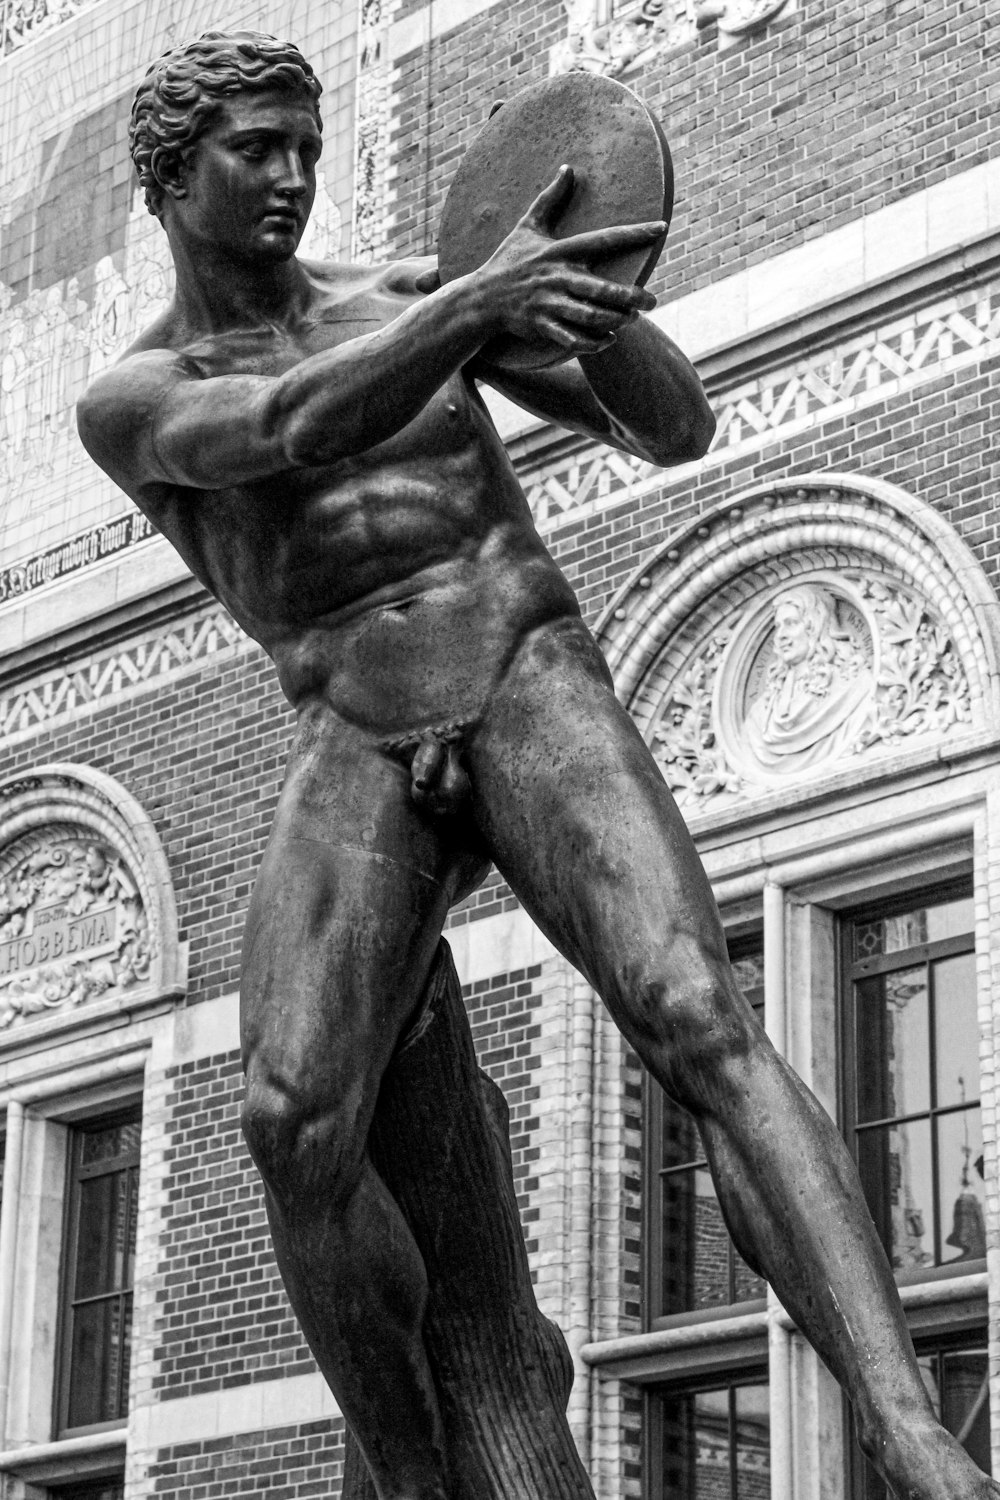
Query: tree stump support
xmin=341 ymin=940 xmax=596 ymax=1500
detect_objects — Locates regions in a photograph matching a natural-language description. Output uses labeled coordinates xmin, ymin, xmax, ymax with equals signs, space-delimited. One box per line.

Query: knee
xmin=626 ymin=937 xmax=762 ymax=1103
xmin=241 ymin=1068 xmax=362 ymax=1211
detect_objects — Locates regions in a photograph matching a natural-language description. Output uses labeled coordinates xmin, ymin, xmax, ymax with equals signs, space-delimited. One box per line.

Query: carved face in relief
xmin=742 ymin=583 xmax=875 ymax=774
xmin=772 ymin=598 xmax=811 ymax=667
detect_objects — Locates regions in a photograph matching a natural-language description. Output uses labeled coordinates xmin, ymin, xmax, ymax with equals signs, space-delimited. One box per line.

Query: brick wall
xmin=387 ymin=0 xmax=999 ymax=301
xmin=3 ymin=633 xmax=292 ymax=1007
xmin=144 ymin=961 xmax=549 ymax=1406
xmin=154 ymin=1052 xmax=312 ymax=1399
xmin=149 ymin=1420 xmax=346 ymax=1500
xmin=463 ymin=964 xmax=544 ymax=1254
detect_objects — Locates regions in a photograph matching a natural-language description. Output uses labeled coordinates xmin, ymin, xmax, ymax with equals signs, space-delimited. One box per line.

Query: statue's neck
xmin=164 ymin=224 xmax=309 ymax=333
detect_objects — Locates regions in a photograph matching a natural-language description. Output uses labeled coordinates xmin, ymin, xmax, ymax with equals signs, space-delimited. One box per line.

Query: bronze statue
xmin=77 ymin=31 xmax=997 ymax=1500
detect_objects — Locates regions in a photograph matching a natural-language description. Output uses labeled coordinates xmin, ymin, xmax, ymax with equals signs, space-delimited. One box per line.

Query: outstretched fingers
xmin=556 ymin=218 xmax=667 ymax=262
xmin=522 ymin=165 xmax=577 ymax=234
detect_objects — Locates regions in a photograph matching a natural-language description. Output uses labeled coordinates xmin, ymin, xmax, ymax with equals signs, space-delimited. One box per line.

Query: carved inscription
xmin=0 ymin=830 xmax=152 ymax=1028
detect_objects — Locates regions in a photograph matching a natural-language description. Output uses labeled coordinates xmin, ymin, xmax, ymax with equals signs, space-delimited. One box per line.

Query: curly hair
xmin=765 ymin=584 xmax=865 ymax=701
xmin=130 ymin=31 xmax=323 ymax=216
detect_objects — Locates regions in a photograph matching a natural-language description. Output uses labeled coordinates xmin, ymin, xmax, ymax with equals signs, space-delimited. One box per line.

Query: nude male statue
xmin=78 ymin=31 xmax=997 ymax=1500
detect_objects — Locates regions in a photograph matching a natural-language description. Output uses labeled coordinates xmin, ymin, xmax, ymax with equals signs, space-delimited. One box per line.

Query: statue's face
xmin=174 ymin=89 xmax=322 ymax=262
xmin=772 ymin=601 xmax=811 ymax=666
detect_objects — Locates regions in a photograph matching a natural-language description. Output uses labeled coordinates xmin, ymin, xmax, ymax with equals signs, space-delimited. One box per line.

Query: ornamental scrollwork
xmin=650 ymin=573 xmax=973 ymax=809
xmin=0 ymin=831 xmax=153 ymax=1029
xmin=651 ymin=631 xmax=742 ymax=801
xmin=860 ymin=580 xmax=972 ymax=748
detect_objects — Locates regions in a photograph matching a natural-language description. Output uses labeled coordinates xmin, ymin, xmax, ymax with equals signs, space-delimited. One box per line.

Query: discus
xmin=437 ymin=72 xmax=673 ymax=369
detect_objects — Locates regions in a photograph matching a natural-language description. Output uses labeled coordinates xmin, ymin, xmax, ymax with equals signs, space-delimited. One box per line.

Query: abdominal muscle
xmin=270 ymin=538 xmax=580 ymax=737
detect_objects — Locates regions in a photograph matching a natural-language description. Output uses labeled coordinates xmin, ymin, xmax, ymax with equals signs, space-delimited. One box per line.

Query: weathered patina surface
xmin=78 ymin=33 xmax=997 ymax=1500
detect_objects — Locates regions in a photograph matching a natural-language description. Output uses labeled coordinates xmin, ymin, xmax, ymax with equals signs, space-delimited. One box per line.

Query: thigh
xmin=469 ymin=617 xmax=729 ymax=1029
xmin=240 ymin=710 xmax=466 ymax=1125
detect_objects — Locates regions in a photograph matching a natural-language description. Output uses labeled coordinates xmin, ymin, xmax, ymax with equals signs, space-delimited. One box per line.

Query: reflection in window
xmin=845 ymin=890 xmax=983 ymax=1272
xmin=656 ymin=1377 xmax=770 ymax=1500
xmin=652 ymin=946 xmax=767 ymax=1318
xmin=854 ymin=1335 xmax=990 ymax=1496
xmin=59 ymin=1114 xmax=141 ymax=1433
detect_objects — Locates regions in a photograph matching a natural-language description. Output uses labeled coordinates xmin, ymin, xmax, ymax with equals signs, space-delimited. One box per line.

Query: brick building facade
xmin=0 ymin=1 xmax=998 ymax=1498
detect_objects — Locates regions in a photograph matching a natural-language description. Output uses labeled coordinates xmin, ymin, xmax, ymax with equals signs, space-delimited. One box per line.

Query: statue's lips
xmin=261 ymin=209 xmax=301 ymax=228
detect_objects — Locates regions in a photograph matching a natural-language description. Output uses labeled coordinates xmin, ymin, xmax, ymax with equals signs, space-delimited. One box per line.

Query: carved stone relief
xmin=651 ymin=573 xmax=972 ymax=806
xmin=0 ymin=765 xmax=183 ymax=1044
xmin=0 ymin=825 xmax=151 ymax=1029
xmin=549 ymin=0 xmax=791 ymax=76
xmin=597 ymin=477 xmax=1000 ymax=817
xmin=0 ymin=0 xmax=100 ymax=57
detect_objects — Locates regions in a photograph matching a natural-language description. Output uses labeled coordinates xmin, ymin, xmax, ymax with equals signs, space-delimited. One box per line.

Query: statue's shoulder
xmin=300 ymin=254 xmax=436 ymax=300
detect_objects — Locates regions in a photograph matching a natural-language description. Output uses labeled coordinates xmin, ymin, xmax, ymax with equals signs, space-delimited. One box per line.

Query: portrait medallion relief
xmin=650 ymin=571 xmax=972 ymax=806
xmin=721 ymin=579 xmax=876 ymax=781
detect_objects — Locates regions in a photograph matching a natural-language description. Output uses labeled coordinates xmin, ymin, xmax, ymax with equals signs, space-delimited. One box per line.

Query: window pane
xmin=857 ymin=1118 xmax=934 ymax=1271
xmin=853 ymin=896 xmax=974 ymax=960
xmin=658 ymin=1382 xmax=770 ymax=1500
xmin=856 ymin=968 xmax=930 ymax=1123
xmin=732 ymin=1250 xmax=767 ymax=1306
xmin=933 ymin=952 xmax=979 ymax=1110
xmin=938 ymin=1110 xmax=986 ymax=1265
xmin=660 ymin=1387 xmax=729 ymax=1500
xmin=80 ymin=1120 xmax=140 ymax=1167
xmin=74 ymin=1173 xmax=129 ymax=1299
xmin=52 ymin=1483 xmax=125 ymax=1500
xmin=941 ymin=1348 xmax=990 ymax=1474
xmin=731 ymin=952 xmax=765 ymax=1005
xmin=856 ymin=1342 xmax=990 ymax=1496
xmin=734 ymin=1383 xmax=771 ymax=1500
xmin=66 ymin=1293 xmax=132 ymax=1427
xmin=662 ymin=1165 xmax=730 ymax=1313
xmin=661 ymin=1097 xmax=702 ymax=1172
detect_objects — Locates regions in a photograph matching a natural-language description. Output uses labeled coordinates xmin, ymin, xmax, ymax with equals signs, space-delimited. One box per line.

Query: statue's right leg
xmin=238 ymin=713 xmax=469 ymax=1500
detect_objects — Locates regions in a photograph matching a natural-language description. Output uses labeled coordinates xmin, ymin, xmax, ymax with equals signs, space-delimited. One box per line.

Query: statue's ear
xmin=488 ymin=99 xmax=505 ymax=118
xmin=151 ymin=146 xmax=188 ymax=200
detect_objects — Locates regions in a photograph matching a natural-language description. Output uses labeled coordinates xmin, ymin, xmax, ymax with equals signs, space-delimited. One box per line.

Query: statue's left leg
xmin=469 ymin=614 xmax=998 ymax=1500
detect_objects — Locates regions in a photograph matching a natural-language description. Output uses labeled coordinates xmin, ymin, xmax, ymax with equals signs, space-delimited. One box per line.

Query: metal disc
xmin=437 ymin=72 xmax=673 ymax=368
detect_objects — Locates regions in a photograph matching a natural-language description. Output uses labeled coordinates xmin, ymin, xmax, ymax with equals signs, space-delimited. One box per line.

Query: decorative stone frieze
xmin=550 ymin=0 xmax=696 ymax=79
xmin=1 ymin=0 xmax=100 ymax=57
xmin=353 ymin=0 xmax=391 ymax=262
xmin=597 ymin=476 xmax=1000 ymax=811
xmin=549 ymin=0 xmax=790 ymax=74
xmin=0 ymin=764 xmax=184 ymax=1044
xmin=710 ymin=0 xmax=790 ymax=36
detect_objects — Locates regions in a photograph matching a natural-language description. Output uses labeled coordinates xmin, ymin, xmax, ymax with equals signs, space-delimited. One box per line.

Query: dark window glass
xmin=50 ymin=1483 xmax=125 ymax=1500
xmin=853 ymin=1333 xmax=989 ymax=1496
xmin=649 ymin=943 xmax=767 ymax=1320
xmin=844 ymin=890 xmax=983 ymax=1272
xmin=59 ymin=1113 xmax=140 ymax=1433
xmin=653 ymin=1376 xmax=770 ymax=1500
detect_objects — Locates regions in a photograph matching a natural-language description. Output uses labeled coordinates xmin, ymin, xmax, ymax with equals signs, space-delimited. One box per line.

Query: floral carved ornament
xmin=651 ymin=574 xmax=972 ymax=807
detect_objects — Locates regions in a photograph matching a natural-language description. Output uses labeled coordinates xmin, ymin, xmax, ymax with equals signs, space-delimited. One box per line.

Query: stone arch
xmin=0 ymin=763 xmax=184 ymax=1037
xmin=595 ymin=474 xmax=1000 ymax=809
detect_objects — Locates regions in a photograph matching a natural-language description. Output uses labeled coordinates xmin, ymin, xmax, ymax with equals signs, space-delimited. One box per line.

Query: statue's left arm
xmin=472 ymin=314 xmax=716 ymax=467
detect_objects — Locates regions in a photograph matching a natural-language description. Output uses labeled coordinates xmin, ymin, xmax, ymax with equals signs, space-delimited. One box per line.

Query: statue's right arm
xmin=76 ymin=284 xmax=512 ymax=493
xmin=77 ymin=173 xmax=663 ymax=493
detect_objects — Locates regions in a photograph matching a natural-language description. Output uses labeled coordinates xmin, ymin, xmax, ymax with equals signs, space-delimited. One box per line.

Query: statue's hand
xmin=473 ymin=166 xmax=660 ymax=358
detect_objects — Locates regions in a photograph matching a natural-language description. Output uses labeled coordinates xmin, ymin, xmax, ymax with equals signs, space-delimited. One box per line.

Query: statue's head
xmin=130 ymin=31 xmax=322 ymax=217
